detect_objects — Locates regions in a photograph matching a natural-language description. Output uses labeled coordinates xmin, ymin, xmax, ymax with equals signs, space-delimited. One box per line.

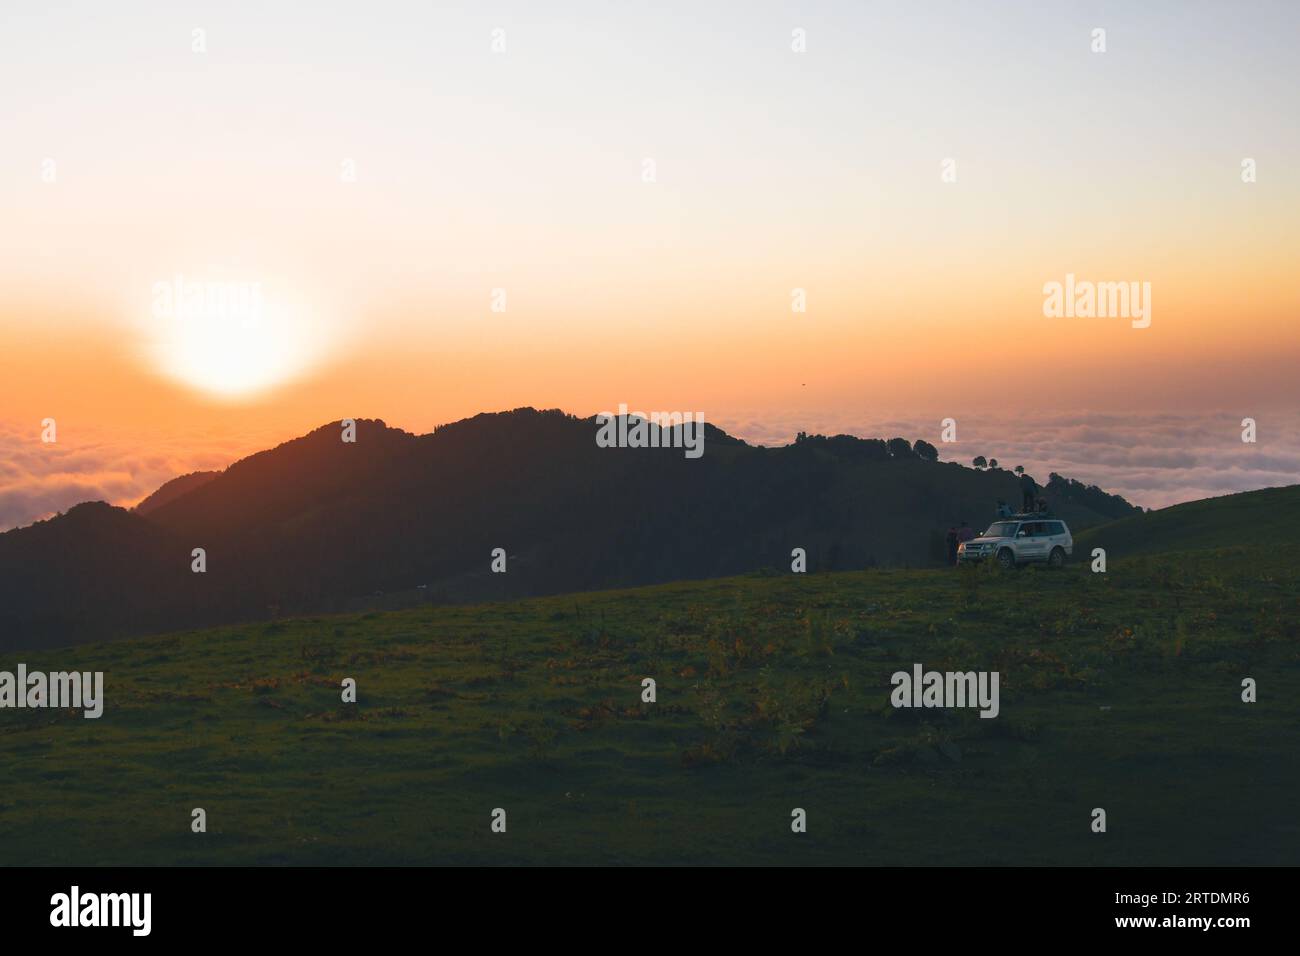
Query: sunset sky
xmin=3 ymin=1 xmax=1298 ymax=528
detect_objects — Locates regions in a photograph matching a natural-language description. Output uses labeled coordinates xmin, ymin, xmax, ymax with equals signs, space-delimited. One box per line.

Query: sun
xmin=153 ymin=309 xmax=308 ymax=398
xmin=139 ymin=277 xmax=330 ymax=399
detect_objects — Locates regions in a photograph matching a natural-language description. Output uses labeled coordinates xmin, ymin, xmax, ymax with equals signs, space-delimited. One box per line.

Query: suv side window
xmin=1048 ymin=522 xmax=1065 ymax=536
xmin=1020 ymin=522 xmax=1040 ymax=537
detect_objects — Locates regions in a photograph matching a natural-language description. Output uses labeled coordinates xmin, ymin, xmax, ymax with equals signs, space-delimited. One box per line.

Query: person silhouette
xmin=1019 ymin=473 xmax=1037 ymax=512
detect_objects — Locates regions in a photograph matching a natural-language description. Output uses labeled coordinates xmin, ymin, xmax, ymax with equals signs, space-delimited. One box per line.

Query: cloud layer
xmin=0 ymin=421 xmax=275 ymax=532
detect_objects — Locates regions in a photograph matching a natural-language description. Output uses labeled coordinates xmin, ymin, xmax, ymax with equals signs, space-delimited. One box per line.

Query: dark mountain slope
xmin=0 ymin=502 xmax=215 ymax=647
xmin=0 ymin=408 xmax=1140 ymax=650
xmin=133 ymin=470 xmax=219 ymax=515
xmin=1076 ymin=484 xmax=1300 ymax=558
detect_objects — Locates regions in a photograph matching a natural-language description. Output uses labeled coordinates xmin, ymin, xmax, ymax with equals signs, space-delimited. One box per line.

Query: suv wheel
xmin=997 ymin=548 xmax=1015 ymax=570
xmin=1048 ymin=547 xmax=1066 ymax=568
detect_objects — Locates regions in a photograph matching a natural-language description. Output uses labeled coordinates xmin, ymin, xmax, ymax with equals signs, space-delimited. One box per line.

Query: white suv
xmin=957 ymin=516 xmax=1073 ymax=569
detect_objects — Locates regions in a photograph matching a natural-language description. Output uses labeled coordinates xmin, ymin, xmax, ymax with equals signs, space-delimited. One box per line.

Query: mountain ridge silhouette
xmin=0 ymin=407 xmax=1140 ymax=649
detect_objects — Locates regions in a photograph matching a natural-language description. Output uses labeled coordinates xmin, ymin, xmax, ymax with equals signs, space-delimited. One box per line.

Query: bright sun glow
xmin=136 ymin=279 xmax=333 ymax=399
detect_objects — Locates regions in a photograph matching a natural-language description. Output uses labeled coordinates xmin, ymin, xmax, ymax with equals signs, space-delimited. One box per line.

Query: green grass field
xmin=2 ymin=539 xmax=1298 ymax=865
xmin=1077 ymin=484 xmax=1300 ymax=557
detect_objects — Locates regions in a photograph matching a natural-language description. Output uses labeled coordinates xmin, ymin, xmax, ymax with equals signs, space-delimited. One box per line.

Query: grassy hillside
xmin=2 ymin=537 xmax=1296 ymax=866
xmin=1078 ymin=484 xmax=1300 ymax=557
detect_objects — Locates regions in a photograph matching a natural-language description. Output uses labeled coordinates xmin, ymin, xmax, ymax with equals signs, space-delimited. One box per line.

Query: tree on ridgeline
xmin=913 ymin=439 xmax=939 ymax=462
xmin=887 ymin=437 xmax=916 ymax=459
